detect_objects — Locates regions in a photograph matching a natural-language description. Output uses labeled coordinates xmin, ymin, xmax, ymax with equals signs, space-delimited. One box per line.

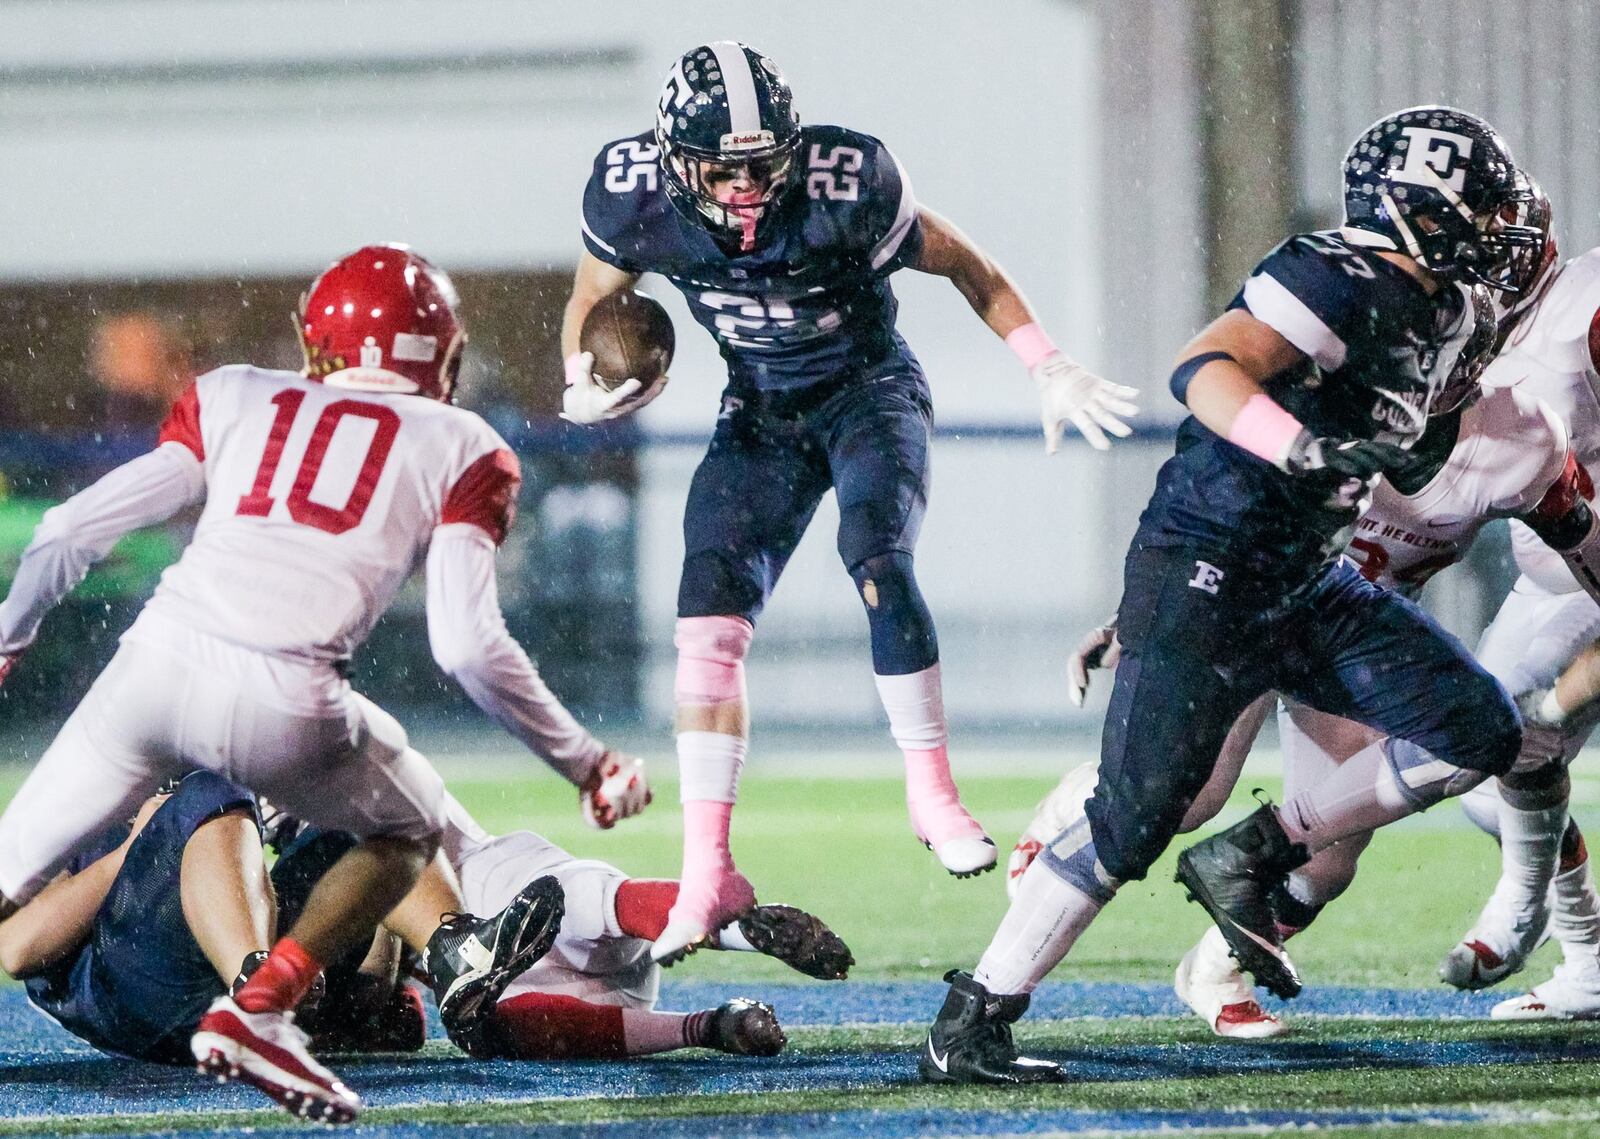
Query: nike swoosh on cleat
xmin=925 ymin=1039 xmax=950 ymax=1074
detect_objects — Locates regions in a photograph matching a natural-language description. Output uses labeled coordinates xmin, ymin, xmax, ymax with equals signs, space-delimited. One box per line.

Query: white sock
xmin=677 ymin=730 xmax=746 ymax=803
xmin=1552 ymin=859 xmax=1600 ymax=968
xmin=873 ymin=664 xmax=947 ymax=750
xmin=1278 ymin=739 xmax=1478 ymax=852
xmin=1459 ymin=779 xmax=1504 ymax=839
xmin=973 ymin=861 xmax=1105 ymax=996
xmin=1498 ymin=802 xmax=1566 ymax=918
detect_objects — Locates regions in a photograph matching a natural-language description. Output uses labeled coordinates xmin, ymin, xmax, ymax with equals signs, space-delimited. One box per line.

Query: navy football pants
xmin=1085 ymin=546 xmax=1521 ymax=883
xmin=677 ymin=372 xmax=939 ymax=675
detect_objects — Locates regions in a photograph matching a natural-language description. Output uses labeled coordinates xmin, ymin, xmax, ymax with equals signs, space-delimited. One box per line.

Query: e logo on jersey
xmin=1188 ymin=561 xmax=1225 ymax=595
xmin=1389 ymin=128 xmax=1473 ymax=194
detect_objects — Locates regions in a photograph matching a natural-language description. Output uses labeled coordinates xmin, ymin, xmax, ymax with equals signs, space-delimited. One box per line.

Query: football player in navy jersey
xmin=918 ymin=107 xmax=1571 ymax=1084
xmin=560 ymin=41 xmax=1138 ymax=964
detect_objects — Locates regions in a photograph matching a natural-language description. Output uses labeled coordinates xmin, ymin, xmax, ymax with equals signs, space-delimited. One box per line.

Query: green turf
xmin=1 ymin=763 xmax=1592 ymax=1136
xmin=444 ymin=766 xmax=1525 ymax=987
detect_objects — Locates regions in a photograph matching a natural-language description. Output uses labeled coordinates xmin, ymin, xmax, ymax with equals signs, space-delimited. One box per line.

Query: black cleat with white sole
xmin=734 ymin=904 xmax=855 ymax=980
xmin=918 ymin=970 xmax=1066 ymax=1085
xmin=1174 ymin=802 xmax=1309 ymax=1000
xmin=425 ymin=874 xmax=565 ymax=1052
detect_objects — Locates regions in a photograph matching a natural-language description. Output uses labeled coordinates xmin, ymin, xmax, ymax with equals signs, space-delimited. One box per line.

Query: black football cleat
xmin=1174 ymin=802 xmax=1310 ymax=999
xmin=734 ymin=904 xmax=855 ymax=980
xmin=918 ymin=970 xmax=1066 ymax=1085
xmin=707 ymin=998 xmax=787 ymax=1056
xmin=424 ymin=874 xmax=565 ymax=1052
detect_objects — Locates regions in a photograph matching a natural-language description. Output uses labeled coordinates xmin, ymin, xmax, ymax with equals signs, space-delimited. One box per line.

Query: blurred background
xmin=1 ymin=0 xmax=1593 ymax=762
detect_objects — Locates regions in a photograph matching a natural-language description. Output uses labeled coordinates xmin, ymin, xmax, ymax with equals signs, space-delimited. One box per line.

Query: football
xmin=580 ymin=290 xmax=676 ymax=396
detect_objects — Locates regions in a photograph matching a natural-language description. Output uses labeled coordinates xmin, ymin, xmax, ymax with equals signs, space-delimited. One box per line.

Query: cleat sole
xmin=1174 ymin=853 xmax=1301 ymax=1000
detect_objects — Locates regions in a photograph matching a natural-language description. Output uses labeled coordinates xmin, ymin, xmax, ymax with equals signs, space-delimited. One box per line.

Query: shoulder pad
xmin=1469 ymin=388 xmax=1571 ymax=513
xmin=582 ymin=132 xmax=667 ymax=270
xmin=1237 ymin=233 xmax=1380 ymax=370
xmin=797 ymin=125 xmax=920 ymax=271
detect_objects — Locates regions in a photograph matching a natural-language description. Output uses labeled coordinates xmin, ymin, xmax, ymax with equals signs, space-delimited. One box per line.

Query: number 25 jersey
xmin=142 ymin=365 xmax=519 ymax=663
xmin=580 ymin=124 xmax=924 ymax=392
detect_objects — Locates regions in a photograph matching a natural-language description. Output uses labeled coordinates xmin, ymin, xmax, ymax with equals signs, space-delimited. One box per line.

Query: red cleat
xmin=191 ymin=995 xmax=362 ymax=1123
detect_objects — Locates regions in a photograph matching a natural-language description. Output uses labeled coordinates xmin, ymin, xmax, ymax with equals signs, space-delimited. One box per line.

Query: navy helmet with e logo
xmin=655 ymin=42 xmax=801 ymax=250
xmin=1340 ymin=106 xmax=1544 ymax=294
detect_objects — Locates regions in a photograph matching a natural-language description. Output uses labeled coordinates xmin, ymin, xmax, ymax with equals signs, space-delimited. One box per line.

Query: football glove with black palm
xmin=1279 ymin=430 xmax=1413 ymax=480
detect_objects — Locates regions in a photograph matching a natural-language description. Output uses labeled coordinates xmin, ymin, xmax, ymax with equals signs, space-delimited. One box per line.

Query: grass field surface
xmin=3 ymin=754 xmax=1599 ymax=1137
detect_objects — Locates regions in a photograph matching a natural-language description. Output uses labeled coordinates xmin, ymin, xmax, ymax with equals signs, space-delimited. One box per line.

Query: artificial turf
xmin=1 ymin=759 xmax=1596 ymax=1137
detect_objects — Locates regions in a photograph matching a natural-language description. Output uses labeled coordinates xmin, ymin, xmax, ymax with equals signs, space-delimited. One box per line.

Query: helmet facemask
xmin=660 ymin=137 xmax=797 ymax=252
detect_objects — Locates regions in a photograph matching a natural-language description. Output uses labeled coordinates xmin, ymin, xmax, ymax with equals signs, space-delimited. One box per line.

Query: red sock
xmin=614 ymin=879 xmax=680 ymax=940
xmin=491 ymin=993 xmax=627 ymax=1060
xmin=234 ymin=937 xmax=321 ymax=1015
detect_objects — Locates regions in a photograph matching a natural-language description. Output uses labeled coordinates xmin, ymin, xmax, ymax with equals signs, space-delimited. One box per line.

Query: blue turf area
xmin=0 ymin=981 xmax=1544 ymax=1137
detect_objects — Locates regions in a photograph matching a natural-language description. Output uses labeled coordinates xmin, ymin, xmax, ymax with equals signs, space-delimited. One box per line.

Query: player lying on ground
xmin=320 ymin=789 xmax=853 ymax=1060
xmin=0 ymin=774 xmax=443 ymax=1064
xmin=0 ymin=245 xmax=637 ymax=1123
xmin=559 ymin=41 xmax=1139 ymax=963
xmin=917 ymin=106 xmax=1555 ymax=1084
xmin=0 ymin=773 xmax=850 ymax=1065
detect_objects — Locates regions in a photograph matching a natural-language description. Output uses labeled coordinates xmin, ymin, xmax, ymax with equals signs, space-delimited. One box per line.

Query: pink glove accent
xmin=1228 ymin=393 xmax=1305 ymax=466
xmin=564 ymin=351 xmax=590 ymax=387
xmin=1005 ymin=322 xmax=1059 ymax=370
xmin=904 ymin=745 xmax=989 ymax=847
xmin=673 ymin=616 xmax=754 ymax=705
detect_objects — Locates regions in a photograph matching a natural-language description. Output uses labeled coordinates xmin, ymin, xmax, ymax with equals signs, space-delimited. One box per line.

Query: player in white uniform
xmin=1018 ymin=373 xmax=1599 ymax=1036
xmin=1437 ymin=246 xmax=1600 ymax=1017
xmin=402 ymin=790 xmax=851 ymax=1060
xmin=0 ymin=246 xmax=644 ymax=1120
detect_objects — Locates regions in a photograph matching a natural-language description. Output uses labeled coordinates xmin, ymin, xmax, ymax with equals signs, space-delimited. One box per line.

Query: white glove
xmin=580 ymin=750 xmax=653 ymax=829
xmin=1032 ymin=352 xmax=1139 ymax=453
xmin=1517 ymin=687 xmax=1569 ymax=730
xmin=560 ymin=351 xmax=644 ymax=425
xmin=1067 ymin=619 xmax=1120 ymax=707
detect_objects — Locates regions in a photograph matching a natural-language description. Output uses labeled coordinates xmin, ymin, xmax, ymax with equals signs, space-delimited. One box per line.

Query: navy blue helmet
xmin=654 ymin=42 xmax=801 ymax=250
xmin=1340 ymin=106 xmax=1544 ymax=293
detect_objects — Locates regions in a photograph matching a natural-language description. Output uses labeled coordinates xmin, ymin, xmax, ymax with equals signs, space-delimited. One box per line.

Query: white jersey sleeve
xmin=426 ymin=525 xmax=606 ymax=785
xmin=0 ymin=442 xmax=204 ymax=654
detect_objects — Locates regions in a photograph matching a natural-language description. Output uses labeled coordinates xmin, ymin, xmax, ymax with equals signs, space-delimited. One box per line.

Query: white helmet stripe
xmin=709 ymin=41 xmax=761 ymax=134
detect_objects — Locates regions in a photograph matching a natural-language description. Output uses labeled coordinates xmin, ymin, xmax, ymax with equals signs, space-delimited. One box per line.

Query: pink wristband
xmin=1005 ymin=322 xmax=1058 ymax=370
xmin=1228 ymin=393 xmax=1304 ymax=465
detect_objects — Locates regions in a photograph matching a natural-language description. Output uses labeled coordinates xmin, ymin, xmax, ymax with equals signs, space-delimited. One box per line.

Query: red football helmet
xmin=298 ymin=244 xmax=465 ymax=401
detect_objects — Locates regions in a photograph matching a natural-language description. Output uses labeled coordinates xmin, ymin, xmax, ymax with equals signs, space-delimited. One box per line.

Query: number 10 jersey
xmin=143 ymin=365 xmax=518 ymax=665
xmin=580 ymin=124 xmax=925 ymax=392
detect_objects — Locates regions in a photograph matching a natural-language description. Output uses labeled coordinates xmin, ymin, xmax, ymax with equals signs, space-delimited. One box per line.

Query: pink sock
xmin=905 ymin=747 xmax=987 ymax=846
xmin=875 ymin=665 xmax=987 ymax=847
xmin=670 ymin=800 xmax=754 ymax=931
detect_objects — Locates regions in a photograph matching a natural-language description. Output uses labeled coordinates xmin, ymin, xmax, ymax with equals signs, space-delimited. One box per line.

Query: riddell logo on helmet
xmin=722 ymin=130 xmax=775 ymax=152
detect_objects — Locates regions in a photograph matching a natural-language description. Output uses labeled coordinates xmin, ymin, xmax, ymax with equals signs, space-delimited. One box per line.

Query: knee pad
xmin=673 ymin=616 xmax=753 ymax=706
xmin=848 ymin=551 xmax=938 ymax=675
xmin=1383 ymin=739 xmax=1488 ymax=811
